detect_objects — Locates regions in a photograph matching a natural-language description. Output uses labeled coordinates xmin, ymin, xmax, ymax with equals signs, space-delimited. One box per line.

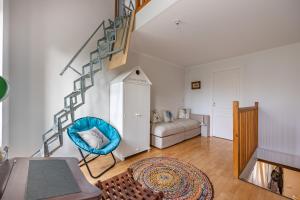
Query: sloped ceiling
xmin=131 ymin=0 xmax=300 ymax=67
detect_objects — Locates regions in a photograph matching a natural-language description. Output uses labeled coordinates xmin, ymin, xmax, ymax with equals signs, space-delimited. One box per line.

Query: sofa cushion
xmin=176 ymin=119 xmax=200 ymax=130
xmin=151 ymin=119 xmax=200 ymax=138
xmin=152 ymin=121 xmax=185 ymax=137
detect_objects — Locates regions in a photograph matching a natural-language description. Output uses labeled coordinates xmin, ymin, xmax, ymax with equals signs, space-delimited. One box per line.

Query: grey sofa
xmin=151 ymin=115 xmax=202 ymax=149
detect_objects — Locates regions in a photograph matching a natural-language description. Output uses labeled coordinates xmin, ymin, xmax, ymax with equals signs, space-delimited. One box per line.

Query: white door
xmin=212 ymin=68 xmax=240 ymax=140
xmin=124 ymin=83 xmax=150 ymax=157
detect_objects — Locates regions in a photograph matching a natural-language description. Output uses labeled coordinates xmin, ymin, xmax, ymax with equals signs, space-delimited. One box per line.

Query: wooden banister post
xmin=254 ymin=102 xmax=259 ymax=149
xmin=233 ymin=101 xmax=259 ymax=178
xmin=136 ymin=0 xmax=141 ymax=11
xmin=233 ymin=101 xmax=240 ymax=178
xmin=136 ymin=0 xmax=151 ymax=12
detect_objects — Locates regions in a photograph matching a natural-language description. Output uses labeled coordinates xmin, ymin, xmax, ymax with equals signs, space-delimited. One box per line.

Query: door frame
xmin=210 ymin=66 xmax=241 ymax=138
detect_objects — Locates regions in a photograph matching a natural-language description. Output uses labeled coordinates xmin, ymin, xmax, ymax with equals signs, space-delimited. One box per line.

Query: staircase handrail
xmin=60 ymin=21 xmax=105 ymax=76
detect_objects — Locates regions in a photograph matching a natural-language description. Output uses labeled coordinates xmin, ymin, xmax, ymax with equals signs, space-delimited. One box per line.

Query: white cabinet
xmin=110 ymin=66 xmax=152 ymax=161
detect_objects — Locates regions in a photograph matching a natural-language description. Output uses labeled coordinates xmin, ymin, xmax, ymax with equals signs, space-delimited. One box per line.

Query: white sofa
xmin=151 ymin=118 xmax=201 ymax=149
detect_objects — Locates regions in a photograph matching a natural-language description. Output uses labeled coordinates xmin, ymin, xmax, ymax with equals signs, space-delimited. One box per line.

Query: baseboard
xmin=257 ymin=148 xmax=300 ymax=170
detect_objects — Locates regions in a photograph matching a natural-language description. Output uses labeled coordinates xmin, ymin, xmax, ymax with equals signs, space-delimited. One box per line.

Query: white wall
xmin=127 ymin=51 xmax=185 ymax=115
xmin=2 ymin=0 xmax=9 ymax=147
xmin=0 ymin=0 xmax=9 ymax=148
xmin=8 ymin=0 xmax=185 ymax=157
xmin=185 ymin=42 xmax=300 ymax=156
xmin=0 ymin=0 xmax=2 ymax=147
xmin=8 ymin=0 xmax=115 ymax=157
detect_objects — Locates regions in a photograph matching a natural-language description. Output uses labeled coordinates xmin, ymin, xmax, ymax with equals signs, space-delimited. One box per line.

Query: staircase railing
xmin=32 ymin=1 xmax=135 ymax=157
xmin=136 ymin=0 xmax=151 ymax=12
xmin=233 ymin=101 xmax=259 ymax=178
xmin=60 ymin=21 xmax=105 ymax=76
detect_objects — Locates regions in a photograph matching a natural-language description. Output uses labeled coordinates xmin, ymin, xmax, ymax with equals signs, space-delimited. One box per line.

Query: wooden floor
xmin=81 ymin=137 xmax=287 ymax=200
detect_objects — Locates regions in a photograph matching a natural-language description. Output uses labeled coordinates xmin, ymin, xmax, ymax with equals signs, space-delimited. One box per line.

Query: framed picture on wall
xmin=191 ymin=81 xmax=201 ymax=90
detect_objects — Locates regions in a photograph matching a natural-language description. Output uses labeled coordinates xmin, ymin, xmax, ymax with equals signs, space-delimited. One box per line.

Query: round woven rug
xmin=129 ymin=157 xmax=213 ymax=200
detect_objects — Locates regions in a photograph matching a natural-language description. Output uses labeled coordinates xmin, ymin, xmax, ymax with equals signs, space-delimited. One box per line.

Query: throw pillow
xmin=185 ymin=108 xmax=191 ymax=119
xmin=178 ymin=108 xmax=191 ymax=119
xmin=152 ymin=110 xmax=162 ymax=123
xmin=178 ymin=109 xmax=187 ymax=119
xmin=78 ymin=127 xmax=110 ymax=149
xmin=163 ymin=111 xmax=173 ymax=122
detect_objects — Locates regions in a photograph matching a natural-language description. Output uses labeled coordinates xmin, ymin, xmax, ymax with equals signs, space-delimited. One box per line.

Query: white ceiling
xmin=131 ymin=0 xmax=300 ymax=67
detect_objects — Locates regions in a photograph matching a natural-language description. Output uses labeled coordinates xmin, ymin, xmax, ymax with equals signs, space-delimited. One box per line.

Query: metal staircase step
xmin=114 ymin=17 xmax=124 ymax=29
xmin=42 ymin=128 xmax=63 ymax=157
xmin=98 ymin=41 xmax=111 ymax=58
xmin=64 ymin=91 xmax=82 ymax=109
xmin=54 ymin=109 xmax=70 ymax=126
xmin=108 ymin=19 xmax=114 ymax=27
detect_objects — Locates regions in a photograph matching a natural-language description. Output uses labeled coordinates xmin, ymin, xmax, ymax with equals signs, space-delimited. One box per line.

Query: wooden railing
xmin=136 ymin=0 xmax=151 ymax=12
xmin=233 ymin=101 xmax=259 ymax=178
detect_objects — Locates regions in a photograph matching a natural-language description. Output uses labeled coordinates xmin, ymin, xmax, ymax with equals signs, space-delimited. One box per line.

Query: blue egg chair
xmin=67 ymin=117 xmax=121 ymax=179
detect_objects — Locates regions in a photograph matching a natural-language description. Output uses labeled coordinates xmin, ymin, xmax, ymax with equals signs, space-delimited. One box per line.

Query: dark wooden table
xmin=1 ymin=157 xmax=101 ymax=200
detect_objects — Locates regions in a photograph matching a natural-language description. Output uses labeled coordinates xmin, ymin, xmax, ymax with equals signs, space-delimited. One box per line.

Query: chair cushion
xmin=78 ymin=127 xmax=110 ymax=149
xmin=151 ymin=119 xmax=200 ymax=137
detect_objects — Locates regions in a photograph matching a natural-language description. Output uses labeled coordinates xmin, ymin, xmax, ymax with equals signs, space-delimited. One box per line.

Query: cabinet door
xmin=135 ymin=84 xmax=150 ymax=151
xmin=123 ymin=83 xmax=150 ymax=157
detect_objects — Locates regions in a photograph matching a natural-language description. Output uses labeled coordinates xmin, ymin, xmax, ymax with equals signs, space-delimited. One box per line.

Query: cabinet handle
xmin=135 ymin=113 xmax=142 ymax=117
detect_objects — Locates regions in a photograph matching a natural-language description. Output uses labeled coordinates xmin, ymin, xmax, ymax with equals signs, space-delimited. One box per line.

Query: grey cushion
xmin=175 ymin=119 xmax=200 ymax=130
xmin=78 ymin=127 xmax=110 ymax=149
xmin=151 ymin=119 xmax=200 ymax=137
